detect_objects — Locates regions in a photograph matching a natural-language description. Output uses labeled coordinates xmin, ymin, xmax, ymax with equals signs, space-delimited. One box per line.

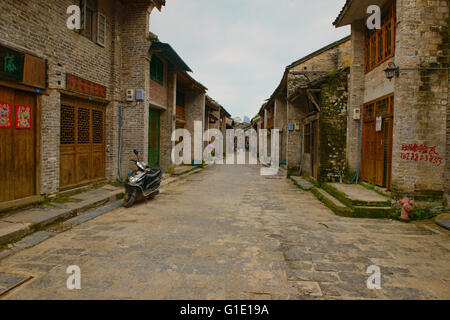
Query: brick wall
xmin=275 ymin=96 xmax=287 ymax=165
xmin=346 ymin=0 xmax=449 ymax=199
xmin=149 ymin=53 xmax=169 ymax=108
xmin=118 ymin=2 xmax=156 ymax=177
xmin=346 ymin=20 xmax=365 ymax=174
xmin=391 ymin=0 xmax=448 ymax=198
xmin=159 ymin=67 xmax=176 ymax=170
xmin=0 ymin=0 xmax=161 ymax=194
xmin=290 ymin=40 xmax=351 ymax=73
xmin=319 ymin=70 xmax=349 ymax=182
xmin=445 ymin=7 xmax=450 ymax=207
xmin=185 ymin=91 xmax=206 ymax=163
xmin=286 ymin=39 xmax=351 ymax=171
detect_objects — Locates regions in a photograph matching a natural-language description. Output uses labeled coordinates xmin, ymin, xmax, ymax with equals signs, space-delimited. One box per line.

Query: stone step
xmin=353 ymin=206 xmax=394 ymax=219
xmin=435 ymin=220 xmax=450 ymax=231
xmin=0 ymin=187 xmax=123 ymax=247
xmin=291 ymin=176 xmax=314 ymax=190
xmin=323 ymin=183 xmax=391 ymax=207
xmin=311 ymin=187 xmax=352 ymax=216
xmin=310 ymin=186 xmax=394 ymax=219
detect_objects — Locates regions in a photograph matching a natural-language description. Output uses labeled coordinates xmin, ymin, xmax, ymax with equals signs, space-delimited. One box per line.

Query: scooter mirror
xmin=133 ymin=149 xmax=139 ymax=156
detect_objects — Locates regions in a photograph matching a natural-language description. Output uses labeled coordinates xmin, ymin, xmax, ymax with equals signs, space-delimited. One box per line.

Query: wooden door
xmin=0 ymin=86 xmax=36 ymax=202
xmin=362 ymin=120 xmax=376 ymax=184
xmin=375 ymin=124 xmax=385 ymax=186
xmin=60 ymin=97 xmax=105 ymax=190
xmin=361 ymin=95 xmax=394 ymax=189
xmin=148 ymin=108 xmax=160 ymax=167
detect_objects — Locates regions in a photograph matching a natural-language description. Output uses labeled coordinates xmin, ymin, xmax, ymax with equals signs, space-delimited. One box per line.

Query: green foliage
xmin=410 ymin=207 xmax=439 ymax=221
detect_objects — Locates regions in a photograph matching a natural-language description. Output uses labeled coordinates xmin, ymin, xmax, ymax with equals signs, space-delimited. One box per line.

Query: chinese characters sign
xmin=0 ymin=45 xmax=24 ymax=82
xmin=400 ymin=143 xmax=443 ymax=166
xmin=15 ymin=106 xmax=31 ymax=129
xmin=0 ymin=103 xmax=12 ymax=128
xmin=66 ymin=73 xmax=107 ymax=98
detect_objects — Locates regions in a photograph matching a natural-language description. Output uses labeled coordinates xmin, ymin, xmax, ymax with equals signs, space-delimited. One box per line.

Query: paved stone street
xmin=0 ymin=165 xmax=449 ymax=299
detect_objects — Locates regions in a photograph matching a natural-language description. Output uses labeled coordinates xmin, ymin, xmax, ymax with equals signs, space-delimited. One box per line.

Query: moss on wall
xmin=318 ymin=69 xmax=349 ymax=183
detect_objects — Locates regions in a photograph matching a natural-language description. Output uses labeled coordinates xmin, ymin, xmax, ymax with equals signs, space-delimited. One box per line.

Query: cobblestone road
xmin=1 ymin=165 xmax=449 ymax=299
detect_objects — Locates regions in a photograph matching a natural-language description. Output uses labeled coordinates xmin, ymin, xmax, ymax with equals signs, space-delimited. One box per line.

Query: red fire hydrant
xmin=399 ymin=196 xmax=414 ymax=222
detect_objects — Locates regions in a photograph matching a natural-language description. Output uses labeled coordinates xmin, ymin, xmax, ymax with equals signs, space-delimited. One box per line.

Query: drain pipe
xmin=117 ymin=102 xmax=123 ymax=183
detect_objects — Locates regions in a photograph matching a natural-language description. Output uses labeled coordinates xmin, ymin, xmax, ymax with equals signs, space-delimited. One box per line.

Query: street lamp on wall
xmin=384 ymin=62 xmax=400 ymax=81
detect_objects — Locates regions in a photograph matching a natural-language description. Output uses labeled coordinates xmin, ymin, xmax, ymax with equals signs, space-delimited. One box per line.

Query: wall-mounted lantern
xmin=384 ymin=62 xmax=400 ymax=81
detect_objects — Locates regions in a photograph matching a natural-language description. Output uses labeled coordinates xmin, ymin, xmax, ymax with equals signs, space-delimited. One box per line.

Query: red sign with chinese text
xmin=400 ymin=143 xmax=443 ymax=166
xmin=66 ymin=74 xmax=107 ymax=98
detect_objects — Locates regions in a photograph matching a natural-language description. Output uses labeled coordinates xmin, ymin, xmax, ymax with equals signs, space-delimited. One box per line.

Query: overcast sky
xmin=150 ymin=0 xmax=350 ymax=120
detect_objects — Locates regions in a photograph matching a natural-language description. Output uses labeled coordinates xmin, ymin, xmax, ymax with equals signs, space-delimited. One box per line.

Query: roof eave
xmin=150 ymin=41 xmax=192 ymax=72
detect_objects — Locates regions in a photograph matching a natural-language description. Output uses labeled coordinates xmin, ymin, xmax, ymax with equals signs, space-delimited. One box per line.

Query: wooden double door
xmin=0 ymin=86 xmax=38 ymax=203
xmin=60 ymin=97 xmax=105 ymax=189
xmin=361 ymin=95 xmax=394 ymax=189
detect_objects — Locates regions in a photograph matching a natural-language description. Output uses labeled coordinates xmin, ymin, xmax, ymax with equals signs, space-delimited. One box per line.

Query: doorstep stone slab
xmin=1 ymin=208 xmax=72 ymax=229
xmin=435 ymin=220 xmax=450 ymax=231
xmin=13 ymin=231 xmax=56 ymax=249
xmin=63 ymin=200 xmax=123 ymax=228
xmin=292 ymin=177 xmax=314 ymax=190
xmin=329 ymin=183 xmax=388 ymax=203
xmin=315 ymin=188 xmax=347 ymax=209
xmin=0 ymin=222 xmax=31 ymax=245
xmin=72 ymin=188 xmax=115 ymax=201
xmin=172 ymin=166 xmax=195 ymax=176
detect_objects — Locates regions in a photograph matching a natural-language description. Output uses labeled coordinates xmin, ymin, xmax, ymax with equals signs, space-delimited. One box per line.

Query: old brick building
xmin=334 ymin=0 xmax=449 ymax=204
xmin=204 ymin=95 xmax=232 ymax=157
xmin=258 ymin=37 xmax=351 ymax=179
xmin=0 ymin=0 xmax=165 ymax=210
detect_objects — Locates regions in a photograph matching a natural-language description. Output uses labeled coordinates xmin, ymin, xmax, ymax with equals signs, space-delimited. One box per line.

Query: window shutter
xmin=80 ymin=0 xmax=87 ymax=31
xmin=97 ymin=12 xmax=106 ymax=46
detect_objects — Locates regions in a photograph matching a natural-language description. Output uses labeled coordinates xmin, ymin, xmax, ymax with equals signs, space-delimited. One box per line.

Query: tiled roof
xmin=333 ymin=0 xmax=353 ymax=26
xmin=287 ymin=35 xmax=351 ymax=70
xmin=150 ymin=41 xmax=192 ymax=72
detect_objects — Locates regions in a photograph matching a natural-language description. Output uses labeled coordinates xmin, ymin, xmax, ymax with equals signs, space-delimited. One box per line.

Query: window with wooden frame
xmin=150 ymin=55 xmax=164 ymax=86
xmin=364 ymin=0 xmax=396 ymax=73
xmin=363 ymin=94 xmax=394 ymax=121
xmin=304 ymin=123 xmax=311 ymax=154
xmin=80 ymin=0 xmax=105 ymax=46
xmin=176 ymin=91 xmax=185 ymax=108
xmin=97 ymin=12 xmax=106 ymax=46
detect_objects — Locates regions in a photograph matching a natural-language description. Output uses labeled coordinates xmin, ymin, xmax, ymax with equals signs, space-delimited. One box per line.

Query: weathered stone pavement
xmin=0 ymin=165 xmax=449 ymax=299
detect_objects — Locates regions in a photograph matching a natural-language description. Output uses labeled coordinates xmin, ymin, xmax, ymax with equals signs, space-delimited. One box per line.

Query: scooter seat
xmin=146 ymin=168 xmax=162 ymax=179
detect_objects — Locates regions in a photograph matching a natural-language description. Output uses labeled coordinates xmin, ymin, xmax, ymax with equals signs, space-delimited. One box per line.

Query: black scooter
xmin=123 ymin=150 xmax=163 ymax=208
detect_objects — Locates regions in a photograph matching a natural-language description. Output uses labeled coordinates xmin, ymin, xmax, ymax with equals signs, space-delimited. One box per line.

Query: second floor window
xmin=80 ymin=0 xmax=106 ymax=46
xmin=364 ymin=0 xmax=396 ymax=73
xmin=150 ymin=55 xmax=164 ymax=85
xmin=176 ymin=91 xmax=185 ymax=107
